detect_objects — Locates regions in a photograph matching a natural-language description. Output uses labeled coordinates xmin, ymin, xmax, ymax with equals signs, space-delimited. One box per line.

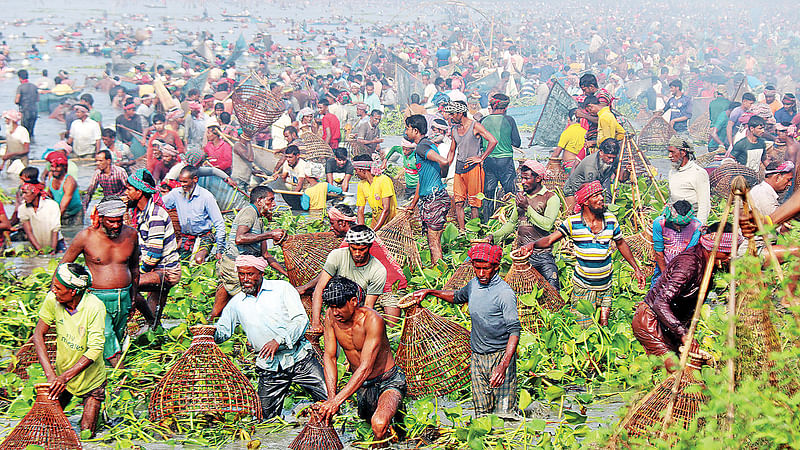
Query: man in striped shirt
xmin=124 ymin=168 xmax=181 ymax=327
xmin=523 ymin=180 xmax=644 ymax=326
xmin=83 ymin=150 xmax=128 ymax=210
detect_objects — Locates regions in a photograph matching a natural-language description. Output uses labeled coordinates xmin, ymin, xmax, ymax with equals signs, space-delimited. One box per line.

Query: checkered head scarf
xmin=345 ymin=226 xmax=376 ymax=245
xmin=322 ymin=275 xmax=366 ymax=307
xmin=489 ymin=93 xmax=510 ymax=109
xmin=468 ymin=242 xmax=503 ymax=264
xmin=700 ymin=231 xmax=742 ymax=253
xmin=54 ymin=263 xmax=92 ymax=292
xmin=442 ymin=101 xmax=468 ymax=114
xmin=574 ymin=180 xmax=604 ymax=213
xmin=663 ymin=202 xmax=694 ymax=226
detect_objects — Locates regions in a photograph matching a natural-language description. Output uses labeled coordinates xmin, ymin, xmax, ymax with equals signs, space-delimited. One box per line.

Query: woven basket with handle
xmin=0 ymin=383 xmax=82 ymax=449
xmin=148 ymin=325 xmax=261 ymax=422
xmin=7 ymin=331 xmax=57 ymax=380
xmin=231 ymin=79 xmax=285 ymax=139
xmin=504 ymin=249 xmax=566 ymax=333
xmin=395 ymin=296 xmax=471 ymax=397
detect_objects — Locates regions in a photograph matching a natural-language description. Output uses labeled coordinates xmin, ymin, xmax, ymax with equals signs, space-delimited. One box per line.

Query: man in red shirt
xmin=319 ymin=99 xmax=341 ymax=148
xmin=204 ymin=125 xmax=232 ymax=174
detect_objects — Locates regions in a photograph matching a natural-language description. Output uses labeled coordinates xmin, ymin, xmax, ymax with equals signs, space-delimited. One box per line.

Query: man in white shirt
xmin=18 ymin=182 xmax=65 ymax=253
xmin=750 ymin=161 xmax=794 ymax=216
xmin=667 ymin=137 xmax=710 ymax=224
xmin=136 ymin=94 xmax=156 ymax=122
xmin=276 ymin=145 xmax=310 ymax=191
xmin=68 ymin=104 xmax=101 ymax=157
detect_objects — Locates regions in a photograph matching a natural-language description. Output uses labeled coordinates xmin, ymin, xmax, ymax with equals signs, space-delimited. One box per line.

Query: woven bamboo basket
xmin=299 ymin=131 xmax=334 ymax=163
xmin=392 ymin=172 xmax=406 ymax=198
xmin=637 ymin=116 xmax=676 ymax=154
xmin=504 ymin=249 xmax=566 ymax=333
xmin=126 ymin=308 xmax=148 ymax=337
xmin=0 ymin=383 xmax=82 ymax=449
xmin=148 ymin=325 xmax=261 ymax=422
xmin=167 ymin=207 xmax=182 ymax=240
xmin=395 ymin=298 xmax=471 ymax=397
xmin=289 ymin=410 xmax=343 ymax=450
xmin=617 ymin=355 xmax=708 ymax=441
xmin=695 ymin=149 xmax=725 ymax=168
xmin=375 ymin=210 xmax=422 ymax=270
xmin=279 ymin=232 xmax=344 ymax=288
xmin=7 ymin=331 xmax=58 ymax=380
xmin=443 ymin=260 xmax=475 ymax=290
xmin=625 ymin=230 xmax=656 ymax=280
xmin=709 ymin=163 xmax=758 ymax=198
xmin=231 ymin=81 xmax=285 ymax=139
xmin=543 ymin=157 xmax=567 ymax=192
xmin=344 ymin=139 xmax=371 ymax=159
xmin=688 ymin=111 xmax=711 ymax=143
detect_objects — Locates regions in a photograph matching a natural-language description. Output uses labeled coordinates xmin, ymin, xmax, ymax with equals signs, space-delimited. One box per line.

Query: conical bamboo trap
xmin=289 ymin=410 xmax=343 ymax=450
xmin=231 ymin=75 xmax=285 ymax=139
xmin=126 ymin=309 xmax=148 ymax=338
xmin=543 ymin=157 xmax=567 ymax=192
xmin=391 ymin=173 xmax=406 ymax=198
xmin=0 ymin=383 xmax=82 ymax=450
xmin=7 ymin=331 xmax=58 ymax=380
xmin=278 ymin=232 xmax=344 ymax=287
xmin=624 ymin=230 xmax=656 ymax=280
xmin=637 ymin=116 xmax=676 ymax=154
xmin=709 ymin=163 xmax=758 ymax=199
xmin=148 ymin=325 xmax=261 ymax=422
xmin=299 ymin=130 xmax=334 ymax=163
xmin=395 ymin=297 xmax=471 ymax=397
xmin=504 ymin=249 xmax=566 ymax=333
xmin=616 ymin=355 xmax=708 ymax=441
xmin=375 ymin=210 xmax=422 ymax=270
xmin=688 ymin=110 xmax=711 ymax=143
xmin=343 ymin=138 xmax=371 ymax=159
xmin=443 ymin=260 xmax=475 ymax=291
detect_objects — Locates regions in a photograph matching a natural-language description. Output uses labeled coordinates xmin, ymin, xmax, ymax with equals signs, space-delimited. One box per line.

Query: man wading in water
xmin=61 ymin=196 xmax=139 ymax=367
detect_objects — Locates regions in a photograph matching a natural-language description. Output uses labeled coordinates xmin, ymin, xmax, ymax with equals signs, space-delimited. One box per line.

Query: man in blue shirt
xmin=163 ymin=165 xmax=226 ymax=265
xmin=774 ymin=93 xmax=796 ymax=124
xmin=411 ymin=242 xmax=520 ymax=417
xmin=405 ymin=114 xmax=456 ymax=265
xmin=215 ymin=255 xmax=327 ymax=419
xmin=662 ymin=79 xmax=692 ymax=133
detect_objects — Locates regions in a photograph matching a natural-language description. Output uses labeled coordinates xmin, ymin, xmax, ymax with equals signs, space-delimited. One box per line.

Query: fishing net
xmin=395 ymin=298 xmax=471 ymax=397
xmin=709 ymin=163 xmax=758 ymax=198
xmin=617 ymin=355 xmax=708 ymax=441
xmin=148 ymin=325 xmax=261 ymax=422
xmin=637 ymin=116 xmax=676 ymax=154
xmin=443 ymin=260 xmax=475 ymax=290
xmin=7 ymin=331 xmax=57 ymax=380
xmin=375 ymin=210 xmax=422 ymax=270
xmin=299 ymin=131 xmax=334 ymax=163
xmin=231 ymin=79 xmax=285 ymax=139
xmin=504 ymin=249 xmax=566 ymax=333
xmin=0 ymin=383 xmax=82 ymax=450
xmin=531 ymin=81 xmax=577 ymax=147
xmin=289 ymin=410 xmax=343 ymax=450
xmin=278 ymin=232 xmax=343 ymax=287
xmin=543 ymin=157 xmax=567 ymax=192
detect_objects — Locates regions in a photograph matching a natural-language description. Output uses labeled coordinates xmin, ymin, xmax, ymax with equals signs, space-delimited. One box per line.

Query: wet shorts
xmin=357 ymin=366 xmax=407 ymax=422
xmin=89 ymin=285 xmax=132 ymax=361
xmin=453 ymin=165 xmax=485 ymax=208
xmin=631 ymin=302 xmax=680 ymax=356
xmin=59 ymin=381 xmax=107 ymax=409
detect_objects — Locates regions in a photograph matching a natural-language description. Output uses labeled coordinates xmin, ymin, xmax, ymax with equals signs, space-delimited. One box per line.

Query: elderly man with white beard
xmin=562 ymin=138 xmax=627 ymax=212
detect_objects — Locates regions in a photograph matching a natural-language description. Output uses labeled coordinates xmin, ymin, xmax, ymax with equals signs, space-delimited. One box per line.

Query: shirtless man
xmin=61 ymin=196 xmax=139 ymax=367
xmin=315 ymin=276 xmax=406 ymax=443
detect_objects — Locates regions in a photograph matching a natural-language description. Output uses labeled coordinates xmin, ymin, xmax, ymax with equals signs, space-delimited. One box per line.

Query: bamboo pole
xmin=726 ymin=194 xmax=740 ymax=433
xmin=611 ymin=144 xmax=625 ymax=204
xmin=660 ymin=193 xmax=734 ymax=435
xmin=629 ymin=137 xmax=667 ymax=205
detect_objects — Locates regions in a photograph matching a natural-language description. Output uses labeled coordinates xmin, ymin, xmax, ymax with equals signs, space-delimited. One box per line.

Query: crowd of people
xmin=2 ymin=0 xmax=800 ymax=443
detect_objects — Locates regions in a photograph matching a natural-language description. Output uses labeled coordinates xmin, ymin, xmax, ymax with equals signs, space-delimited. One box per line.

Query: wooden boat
xmin=198 ymin=175 xmax=249 ymax=213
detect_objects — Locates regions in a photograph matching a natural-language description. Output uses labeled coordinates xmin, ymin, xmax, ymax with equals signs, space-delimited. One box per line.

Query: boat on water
xmin=221 ymin=10 xmax=251 ymax=18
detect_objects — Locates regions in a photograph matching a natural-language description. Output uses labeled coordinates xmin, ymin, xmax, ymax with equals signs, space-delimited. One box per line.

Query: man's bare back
xmin=62 ymin=225 xmax=138 ymax=289
xmin=330 ymin=306 xmax=395 ymax=379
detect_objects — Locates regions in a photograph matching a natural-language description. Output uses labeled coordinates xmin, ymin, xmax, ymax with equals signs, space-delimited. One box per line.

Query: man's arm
xmin=60 ymin=230 xmax=86 ymax=263
xmin=411 ymin=288 xmax=457 ymax=305
xmin=21 ymin=220 xmax=42 ymax=251
xmin=342 ymin=174 xmax=351 ymax=193
xmin=213 ymin=296 xmax=238 ymax=344
xmin=59 ymin=177 xmax=78 ymax=215
xmin=527 ymin=193 xmax=560 ymax=232
xmin=373 ymin=196 xmax=392 ymax=231
xmin=529 ymin=229 xmax=565 ymax=250
xmin=83 ymin=172 xmax=100 ymax=208
xmin=50 ymin=230 xmax=59 ymax=253
xmin=507 ymin=115 xmax=521 ymax=148
xmin=206 ymin=197 xmax=226 ymax=256
xmin=321 ymin=313 xmax=338 ymax=401
xmin=311 ymin=269 xmax=333 ymax=331
xmin=695 ymin=172 xmax=711 ymax=225
xmin=129 ymin=237 xmax=140 ymax=308
xmin=234 ymin=224 xmax=282 ymax=246
xmin=726 ymin=120 xmax=735 ymax=148
xmin=648 ymin=262 xmax=693 ymax=338
xmin=293 ymin=176 xmax=306 ymax=192
xmin=472 ymin=121 xmax=498 ymax=163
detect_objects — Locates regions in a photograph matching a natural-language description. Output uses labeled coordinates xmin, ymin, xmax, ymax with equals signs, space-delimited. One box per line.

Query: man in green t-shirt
xmin=479 ymin=93 xmax=521 ymax=222
xmin=709 ymin=102 xmax=738 ymax=151
xmin=383 ymin=139 xmax=418 ymax=200
xmin=33 ymin=263 xmax=107 ymax=436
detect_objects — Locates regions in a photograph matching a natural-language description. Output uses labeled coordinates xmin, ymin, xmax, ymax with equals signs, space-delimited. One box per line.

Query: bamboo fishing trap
xmin=616 ymin=354 xmax=709 ymax=441
xmin=395 ymin=295 xmax=471 ymax=397
xmin=443 ymin=259 xmax=475 ymax=291
xmin=7 ymin=331 xmax=57 ymax=380
xmin=505 ymin=249 xmax=566 ymax=333
xmin=637 ymin=116 xmax=676 ymax=154
xmin=299 ymin=130 xmax=334 ymax=163
xmin=543 ymin=157 xmax=568 ymax=192
xmin=688 ymin=110 xmax=711 ymax=144
xmin=0 ymin=383 xmax=82 ymax=450
xmin=709 ymin=163 xmax=758 ymax=199
xmin=231 ymin=74 xmax=285 ymax=139
xmin=375 ymin=210 xmax=422 ymax=271
xmin=289 ymin=409 xmax=343 ymax=450
xmin=148 ymin=325 xmax=261 ymax=422
xmin=278 ymin=232 xmax=344 ymax=287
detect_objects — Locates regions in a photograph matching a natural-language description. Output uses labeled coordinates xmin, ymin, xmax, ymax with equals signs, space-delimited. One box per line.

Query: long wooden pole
xmin=629 ymin=137 xmax=667 ymax=205
xmin=726 ymin=195 xmax=740 ymax=433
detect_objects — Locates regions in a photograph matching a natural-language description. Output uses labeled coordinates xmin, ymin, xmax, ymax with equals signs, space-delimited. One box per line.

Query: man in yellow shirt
xmin=586 ymin=95 xmax=624 ymax=145
xmin=551 ymin=108 xmax=586 ymax=172
xmin=33 ymin=263 xmax=107 ymax=436
xmin=301 ymin=163 xmax=343 ymax=215
xmin=354 ymin=154 xmax=397 ymax=230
